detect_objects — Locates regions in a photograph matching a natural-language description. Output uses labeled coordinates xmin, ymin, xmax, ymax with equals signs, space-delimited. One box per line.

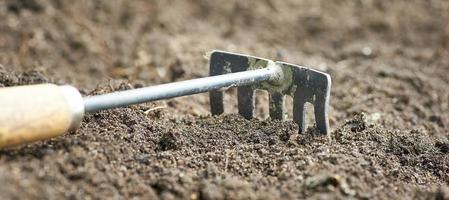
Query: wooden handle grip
xmin=0 ymin=84 xmax=84 ymax=148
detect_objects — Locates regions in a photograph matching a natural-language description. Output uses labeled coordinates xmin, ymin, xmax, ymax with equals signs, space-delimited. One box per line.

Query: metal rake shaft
xmin=83 ymin=64 xmax=282 ymax=112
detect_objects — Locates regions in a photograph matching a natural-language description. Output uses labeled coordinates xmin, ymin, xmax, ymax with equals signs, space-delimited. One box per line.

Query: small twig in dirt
xmin=143 ymin=106 xmax=167 ymax=115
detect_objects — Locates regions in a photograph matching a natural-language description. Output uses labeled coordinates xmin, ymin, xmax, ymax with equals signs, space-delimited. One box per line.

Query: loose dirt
xmin=0 ymin=0 xmax=449 ymax=199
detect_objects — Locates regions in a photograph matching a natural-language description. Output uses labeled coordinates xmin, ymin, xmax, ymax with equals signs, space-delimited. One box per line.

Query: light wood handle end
xmin=0 ymin=84 xmax=84 ymax=148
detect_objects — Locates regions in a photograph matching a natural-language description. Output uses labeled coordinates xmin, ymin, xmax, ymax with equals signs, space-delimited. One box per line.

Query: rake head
xmin=209 ymin=50 xmax=331 ymax=135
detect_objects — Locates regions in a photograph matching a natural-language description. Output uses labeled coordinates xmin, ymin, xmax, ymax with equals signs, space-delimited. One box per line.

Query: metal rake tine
xmin=209 ymin=50 xmax=273 ymax=119
xmin=208 ymin=51 xmax=331 ymax=135
xmin=277 ymin=62 xmax=331 ymax=135
xmin=269 ymin=92 xmax=284 ymax=120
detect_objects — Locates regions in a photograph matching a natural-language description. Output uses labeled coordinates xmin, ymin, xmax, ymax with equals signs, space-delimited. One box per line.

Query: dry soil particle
xmin=1 ymin=0 xmax=449 ymax=199
xmin=0 ymin=75 xmax=448 ymax=199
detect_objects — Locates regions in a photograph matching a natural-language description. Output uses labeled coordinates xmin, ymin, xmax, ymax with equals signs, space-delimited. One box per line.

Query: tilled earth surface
xmin=1 ymin=0 xmax=449 ymax=199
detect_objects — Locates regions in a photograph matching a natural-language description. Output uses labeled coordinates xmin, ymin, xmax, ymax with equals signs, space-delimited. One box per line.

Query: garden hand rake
xmin=0 ymin=50 xmax=331 ymax=148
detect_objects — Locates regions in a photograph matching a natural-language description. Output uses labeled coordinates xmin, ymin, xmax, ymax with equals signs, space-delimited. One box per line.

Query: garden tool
xmin=0 ymin=50 xmax=331 ymax=148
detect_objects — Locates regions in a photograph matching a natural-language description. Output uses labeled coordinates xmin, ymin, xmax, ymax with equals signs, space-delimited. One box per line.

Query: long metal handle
xmin=83 ymin=65 xmax=281 ymax=112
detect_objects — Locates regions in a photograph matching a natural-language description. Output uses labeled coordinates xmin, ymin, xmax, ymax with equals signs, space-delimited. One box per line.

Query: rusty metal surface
xmin=209 ymin=50 xmax=331 ymax=135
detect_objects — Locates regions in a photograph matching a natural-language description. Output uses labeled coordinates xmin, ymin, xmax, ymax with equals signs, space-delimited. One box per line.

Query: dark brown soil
xmin=1 ymin=0 xmax=449 ymax=199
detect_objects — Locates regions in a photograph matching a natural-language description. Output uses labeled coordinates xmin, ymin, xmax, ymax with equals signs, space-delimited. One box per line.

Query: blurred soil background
xmin=0 ymin=0 xmax=449 ymax=199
